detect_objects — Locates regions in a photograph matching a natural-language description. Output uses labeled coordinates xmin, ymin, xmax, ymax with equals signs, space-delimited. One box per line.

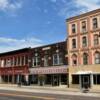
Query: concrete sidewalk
xmin=0 ymin=84 xmax=100 ymax=98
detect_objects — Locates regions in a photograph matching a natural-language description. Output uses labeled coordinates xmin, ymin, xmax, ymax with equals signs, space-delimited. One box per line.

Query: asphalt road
xmin=0 ymin=90 xmax=100 ymax=100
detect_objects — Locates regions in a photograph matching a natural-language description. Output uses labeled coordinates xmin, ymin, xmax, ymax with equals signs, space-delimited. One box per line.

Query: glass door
xmin=81 ymin=75 xmax=90 ymax=88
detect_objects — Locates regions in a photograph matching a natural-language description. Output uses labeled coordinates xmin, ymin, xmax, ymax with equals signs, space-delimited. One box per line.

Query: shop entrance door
xmin=81 ymin=75 xmax=90 ymax=88
xmin=52 ymin=75 xmax=59 ymax=86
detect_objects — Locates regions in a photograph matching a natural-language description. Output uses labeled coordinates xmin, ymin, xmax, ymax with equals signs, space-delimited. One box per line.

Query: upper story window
xmin=93 ymin=18 xmax=98 ymax=29
xmin=82 ymin=21 xmax=86 ymax=32
xmin=72 ymin=39 xmax=76 ymax=48
xmin=6 ymin=59 xmax=11 ymax=67
xmin=95 ymin=52 xmax=100 ymax=64
xmin=44 ymin=55 xmax=49 ymax=67
xmin=94 ymin=34 xmax=99 ymax=45
xmin=32 ymin=55 xmax=40 ymax=67
xmin=83 ymin=53 xmax=88 ymax=65
xmin=82 ymin=36 xmax=87 ymax=47
xmin=72 ymin=24 xmax=76 ymax=33
xmin=53 ymin=53 xmax=63 ymax=65
xmin=0 ymin=60 xmax=4 ymax=67
xmin=72 ymin=54 xmax=77 ymax=66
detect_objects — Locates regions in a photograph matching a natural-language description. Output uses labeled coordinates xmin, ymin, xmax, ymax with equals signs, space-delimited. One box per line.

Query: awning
xmin=73 ymin=71 xmax=92 ymax=75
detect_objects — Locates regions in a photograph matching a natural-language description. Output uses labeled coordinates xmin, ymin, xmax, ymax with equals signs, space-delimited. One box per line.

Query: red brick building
xmin=0 ymin=48 xmax=31 ymax=84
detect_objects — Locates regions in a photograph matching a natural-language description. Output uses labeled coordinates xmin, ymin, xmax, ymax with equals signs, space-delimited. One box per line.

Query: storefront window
xmin=93 ymin=74 xmax=100 ymax=84
xmin=72 ymin=75 xmax=79 ymax=84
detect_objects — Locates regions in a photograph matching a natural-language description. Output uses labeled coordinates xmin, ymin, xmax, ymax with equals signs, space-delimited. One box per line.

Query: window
xmin=0 ymin=60 xmax=4 ymax=67
xmin=72 ymin=54 xmax=77 ymax=66
xmin=82 ymin=21 xmax=86 ymax=32
xmin=72 ymin=75 xmax=79 ymax=84
xmin=95 ymin=52 xmax=100 ymax=64
xmin=82 ymin=36 xmax=87 ymax=47
xmin=6 ymin=59 xmax=11 ymax=67
xmin=94 ymin=34 xmax=99 ymax=45
xmin=72 ymin=39 xmax=76 ymax=48
xmin=33 ymin=56 xmax=40 ymax=67
xmin=53 ymin=53 xmax=63 ymax=65
xmin=93 ymin=18 xmax=98 ymax=29
xmin=83 ymin=53 xmax=88 ymax=65
xmin=93 ymin=74 xmax=100 ymax=84
xmin=72 ymin=24 xmax=76 ymax=33
xmin=44 ymin=55 xmax=49 ymax=66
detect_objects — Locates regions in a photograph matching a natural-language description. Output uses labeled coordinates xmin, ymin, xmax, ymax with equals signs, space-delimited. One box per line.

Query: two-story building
xmin=67 ymin=9 xmax=100 ymax=89
xmin=0 ymin=48 xmax=31 ymax=84
xmin=29 ymin=41 xmax=68 ymax=86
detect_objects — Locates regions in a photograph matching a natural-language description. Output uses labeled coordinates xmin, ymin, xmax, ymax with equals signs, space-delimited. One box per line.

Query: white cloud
xmin=58 ymin=0 xmax=100 ymax=18
xmin=75 ymin=0 xmax=100 ymax=11
xmin=0 ymin=37 xmax=43 ymax=53
xmin=0 ymin=0 xmax=22 ymax=14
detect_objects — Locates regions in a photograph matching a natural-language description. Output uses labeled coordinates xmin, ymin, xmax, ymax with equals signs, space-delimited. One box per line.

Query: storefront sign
xmin=30 ymin=66 xmax=68 ymax=74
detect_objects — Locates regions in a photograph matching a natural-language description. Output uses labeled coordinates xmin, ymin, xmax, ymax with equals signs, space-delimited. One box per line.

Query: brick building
xmin=67 ymin=9 xmax=100 ymax=89
xmin=29 ymin=41 xmax=68 ymax=86
xmin=0 ymin=48 xmax=31 ymax=84
xmin=0 ymin=8 xmax=100 ymax=89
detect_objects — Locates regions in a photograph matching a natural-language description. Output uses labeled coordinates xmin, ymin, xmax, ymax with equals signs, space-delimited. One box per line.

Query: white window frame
xmin=53 ymin=53 xmax=63 ymax=65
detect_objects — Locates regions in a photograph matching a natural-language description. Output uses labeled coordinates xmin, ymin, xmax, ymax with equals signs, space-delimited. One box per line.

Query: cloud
xmin=58 ymin=0 xmax=100 ymax=18
xmin=0 ymin=0 xmax=22 ymax=14
xmin=0 ymin=37 xmax=43 ymax=53
xmin=75 ymin=0 xmax=100 ymax=11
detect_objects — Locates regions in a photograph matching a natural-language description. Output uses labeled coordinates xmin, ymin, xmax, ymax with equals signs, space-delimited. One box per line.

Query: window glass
xmin=93 ymin=18 xmax=98 ymax=29
xmin=72 ymin=24 xmax=76 ymax=33
xmin=82 ymin=21 xmax=86 ymax=32
xmin=72 ymin=39 xmax=76 ymax=48
xmin=83 ymin=53 xmax=88 ymax=65
xmin=82 ymin=36 xmax=87 ymax=47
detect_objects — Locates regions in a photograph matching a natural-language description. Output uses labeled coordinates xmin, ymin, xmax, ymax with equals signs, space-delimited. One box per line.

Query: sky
xmin=0 ymin=0 xmax=100 ymax=53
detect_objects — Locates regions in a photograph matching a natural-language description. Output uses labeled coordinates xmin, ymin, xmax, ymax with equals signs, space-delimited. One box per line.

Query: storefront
xmin=0 ymin=66 xmax=29 ymax=85
xmin=29 ymin=66 xmax=68 ymax=86
xmin=72 ymin=71 xmax=93 ymax=89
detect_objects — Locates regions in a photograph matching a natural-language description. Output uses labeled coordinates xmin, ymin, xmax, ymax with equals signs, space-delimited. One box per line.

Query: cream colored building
xmin=67 ymin=9 xmax=100 ymax=89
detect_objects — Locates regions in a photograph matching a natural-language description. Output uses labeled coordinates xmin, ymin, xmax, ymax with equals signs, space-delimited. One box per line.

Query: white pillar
xmin=79 ymin=75 xmax=82 ymax=89
xmin=90 ymin=74 xmax=93 ymax=88
xmin=0 ymin=76 xmax=2 ymax=83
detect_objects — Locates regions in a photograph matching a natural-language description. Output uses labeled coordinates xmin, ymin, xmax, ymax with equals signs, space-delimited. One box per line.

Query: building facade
xmin=29 ymin=41 xmax=68 ymax=86
xmin=0 ymin=48 xmax=31 ymax=84
xmin=67 ymin=9 xmax=100 ymax=89
xmin=0 ymin=8 xmax=100 ymax=89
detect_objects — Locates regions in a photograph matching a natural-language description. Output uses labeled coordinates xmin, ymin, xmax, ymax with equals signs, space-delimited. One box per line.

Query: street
xmin=0 ymin=90 xmax=100 ymax=100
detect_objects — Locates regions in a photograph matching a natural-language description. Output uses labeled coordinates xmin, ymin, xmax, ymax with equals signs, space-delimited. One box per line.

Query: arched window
xmin=72 ymin=54 xmax=77 ymax=66
xmin=83 ymin=53 xmax=88 ymax=65
xmin=95 ymin=52 xmax=100 ymax=64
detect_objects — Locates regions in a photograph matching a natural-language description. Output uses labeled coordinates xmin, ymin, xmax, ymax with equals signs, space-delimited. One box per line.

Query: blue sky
xmin=0 ymin=0 xmax=100 ymax=53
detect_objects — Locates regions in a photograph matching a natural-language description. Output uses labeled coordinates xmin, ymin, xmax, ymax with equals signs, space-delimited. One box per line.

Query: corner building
xmin=67 ymin=9 xmax=100 ymax=89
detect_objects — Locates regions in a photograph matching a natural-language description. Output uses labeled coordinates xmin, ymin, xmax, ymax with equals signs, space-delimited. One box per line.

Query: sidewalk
xmin=0 ymin=84 xmax=100 ymax=98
